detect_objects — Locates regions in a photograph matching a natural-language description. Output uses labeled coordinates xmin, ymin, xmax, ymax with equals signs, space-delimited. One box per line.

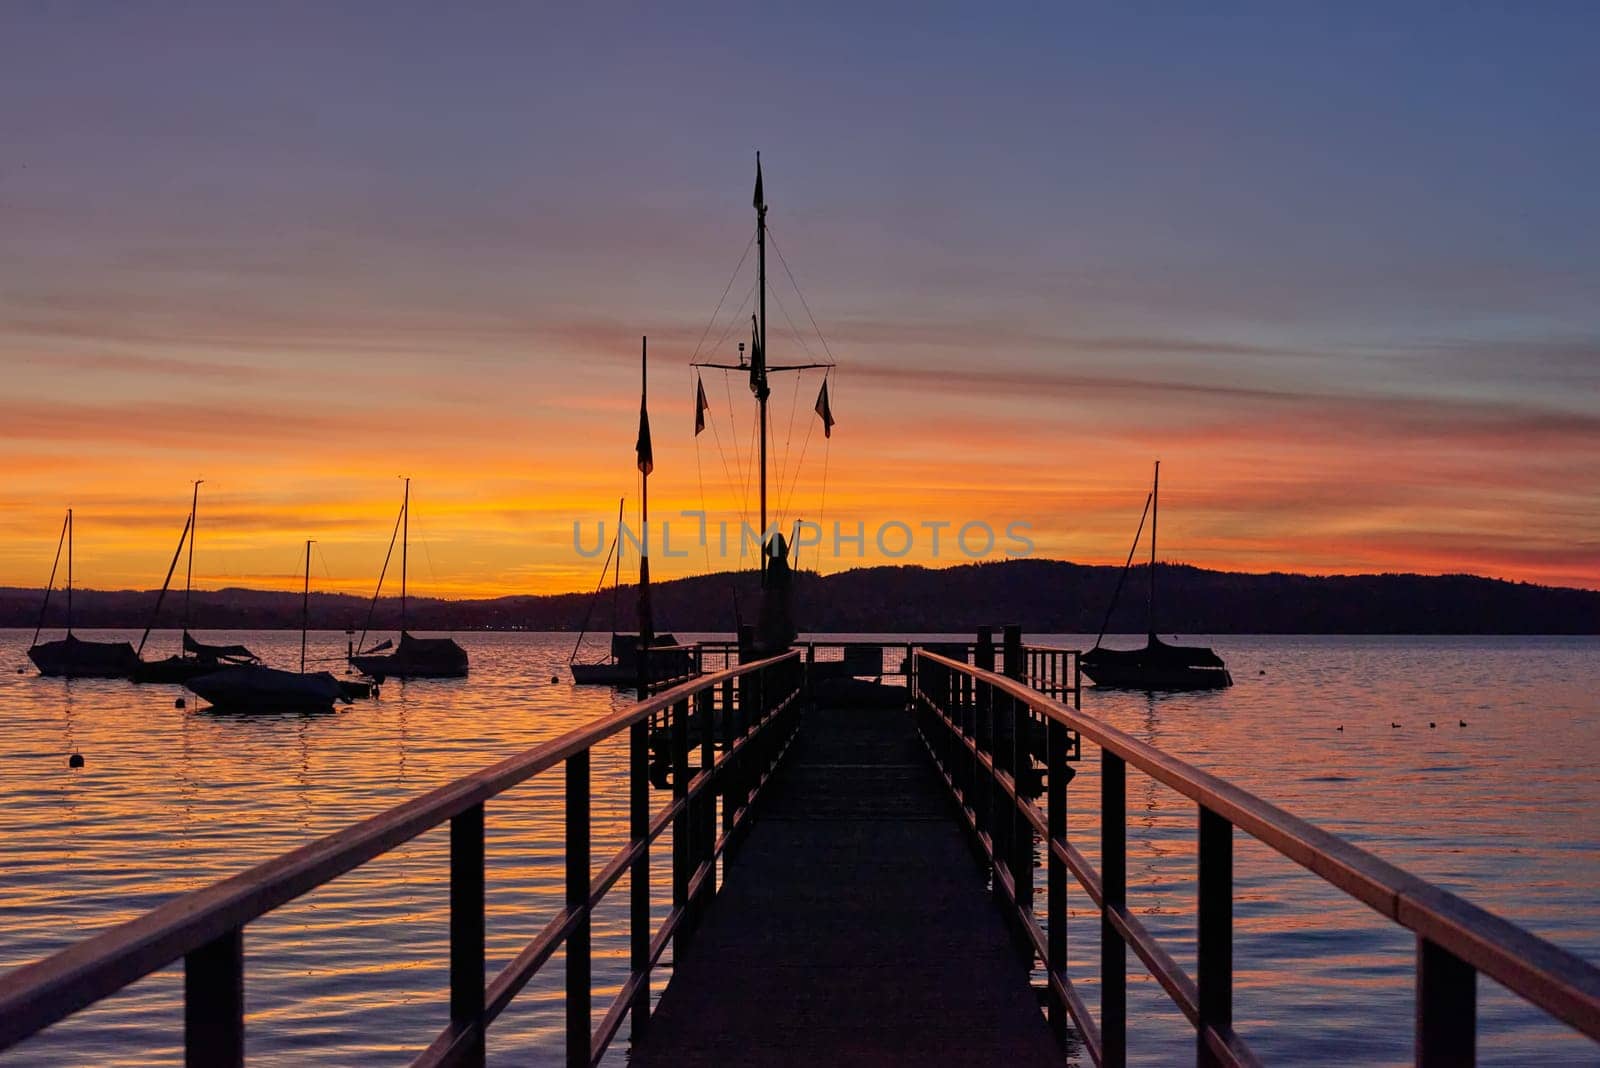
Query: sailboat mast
xmin=755 ymin=152 xmax=769 ymax=574
xmin=302 ymin=539 xmax=312 ymax=673
xmin=640 ymin=337 xmax=653 ymax=644
xmin=184 ymin=480 xmax=201 ymax=641
xmin=66 ymin=508 xmax=73 ymax=638
xmin=1148 ymin=460 xmax=1160 ymax=637
xmin=400 ymin=478 xmax=409 ymax=636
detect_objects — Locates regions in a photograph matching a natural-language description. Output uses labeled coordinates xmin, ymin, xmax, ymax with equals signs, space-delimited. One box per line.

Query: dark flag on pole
xmin=753 ymin=151 xmax=764 ymax=210
xmin=636 ymin=396 xmax=653 ymax=475
xmin=694 ymin=376 xmax=709 ymax=436
xmin=815 ymin=378 xmax=835 ymax=438
xmin=748 ymin=314 xmax=766 ymax=399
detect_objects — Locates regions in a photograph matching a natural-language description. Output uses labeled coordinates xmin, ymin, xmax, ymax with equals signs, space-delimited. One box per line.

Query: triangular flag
xmin=815 ymin=379 xmax=835 ymax=438
xmin=636 ymin=397 xmax=653 ymax=476
xmin=694 ymin=376 xmax=709 ymax=436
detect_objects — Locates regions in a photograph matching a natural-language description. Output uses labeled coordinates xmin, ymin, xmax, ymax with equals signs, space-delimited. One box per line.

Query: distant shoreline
xmin=3 ymin=559 xmax=1595 ymax=635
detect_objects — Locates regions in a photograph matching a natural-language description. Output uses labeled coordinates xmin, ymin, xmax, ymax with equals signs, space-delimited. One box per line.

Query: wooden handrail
xmin=0 ymin=651 xmax=804 ymax=1061
xmin=912 ymin=649 xmax=1600 ymax=1063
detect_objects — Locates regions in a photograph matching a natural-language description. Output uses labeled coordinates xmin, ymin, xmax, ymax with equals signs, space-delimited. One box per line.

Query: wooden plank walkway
xmin=633 ymin=699 xmax=1059 ymax=1067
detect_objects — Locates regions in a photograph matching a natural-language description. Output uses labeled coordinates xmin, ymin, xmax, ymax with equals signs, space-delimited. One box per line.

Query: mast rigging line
xmin=31 ymin=513 xmax=69 ymax=648
xmin=686 ymin=232 xmax=757 ymax=367
xmin=766 ymin=223 xmax=838 ymax=366
xmin=1092 ymin=491 xmax=1154 ymax=651
xmin=570 ymin=497 xmax=623 ymax=665
xmin=356 ymin=499 xmax=405 ymax=658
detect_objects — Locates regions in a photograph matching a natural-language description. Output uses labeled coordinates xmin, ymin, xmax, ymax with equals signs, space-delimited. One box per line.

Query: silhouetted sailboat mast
xmin=132 ymin=483 xmax=259 ymax=682
xmin=349 ymin=480 xmax=469 ymax=680
xmin=27 ymin=509 xmax=139 ymax=677
xmin=1080 ymin=462 xmax=1233 ymax=690
xmin=693 ymin=155 xmax=836 ymax=568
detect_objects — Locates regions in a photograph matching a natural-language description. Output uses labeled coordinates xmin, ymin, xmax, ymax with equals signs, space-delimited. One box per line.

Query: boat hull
xmin=1079 ymin=662 xmax=1234 ymax=691
xmin=1080 ymin=636 xmax=1234 ymax=692
xmin=187 ymin=667 xmax=345 ymax=712
xmin=350 ymin=633 xmax=469 ymax=681
xmin=569 ymin=658 xmax=696 ymax=687
xmin=132 ymin=656 xmax=253 ymax=684
xmin=28 ymin=637 xmax=139 ymax=678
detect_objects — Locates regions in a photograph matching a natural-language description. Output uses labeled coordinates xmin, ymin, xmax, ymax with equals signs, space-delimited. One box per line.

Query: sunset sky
xmin=3 ymin=6 xmax=1597 ymax=596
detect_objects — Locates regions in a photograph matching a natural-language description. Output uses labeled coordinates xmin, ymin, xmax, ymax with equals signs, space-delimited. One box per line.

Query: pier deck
xmin=634 ymin=700 xmax=1058 ymax=1067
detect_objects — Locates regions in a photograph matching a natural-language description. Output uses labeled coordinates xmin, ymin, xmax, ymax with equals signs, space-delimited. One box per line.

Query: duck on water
xmin=1080 ymin=461 xmax=1233 ymax=691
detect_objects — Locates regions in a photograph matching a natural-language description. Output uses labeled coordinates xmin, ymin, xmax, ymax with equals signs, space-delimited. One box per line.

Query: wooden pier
xmin=0 ymin=634 xmax=1597 ymax=1067
xmin=634 ymin=699 xmax=1058 ymax=1067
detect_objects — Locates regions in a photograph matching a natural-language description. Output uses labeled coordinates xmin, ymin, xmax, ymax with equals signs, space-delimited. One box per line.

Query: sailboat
xmin=27 ymin=509 xmax=140 ymax=678
xmin=132 ymin=483 xmax=260 ymax=683
xmin=690 ymin=154 xmax=836 ymax=657
xmin=1080 ymin=462 xmax=1233 ymax=690
xmin=568 ymin=445 xmax=691 ymax=687
xmin=187 ymin=540 xmax=346 ymax=712
xmin=348 ymin=479 xmax=469 ymax=680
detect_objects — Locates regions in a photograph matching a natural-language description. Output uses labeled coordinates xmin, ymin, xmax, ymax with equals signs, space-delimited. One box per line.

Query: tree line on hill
xmin=0 ymin=559 xmax=1594 ymax=634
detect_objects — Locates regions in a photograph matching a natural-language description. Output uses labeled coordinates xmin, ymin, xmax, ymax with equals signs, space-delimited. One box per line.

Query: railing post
xmin=1417 ymin=938 xmax=1476 ymax=1067
xmin=1197 ymin=806 xmax=1233 ymax=1066
xmin=566 ymin=752 xmax=591 ymax=1068
xmin=184 ymin=927 xmax=243 ymax=1068
xmin=975 ymin=626 xmax=994 ymax=672
xmin=671 ymin=699 xmax=690 ymax=914
xmin=697 ymin=686 xmax=716 ymax=914
xmin=1101 ymin=750 xmax=1127 ymax=1068
xmin=1047 ymin=716 xmax=1071 ymax=1046
xmin=1002 ymin=624 xmax=1022 ymax=681
xmin=450 ymin=802 xmax=486 ymax=1066
xmin=629 ymin=718 xmax=651 ymax=1037
xmin=1011 ymin=695 xmax=1033 ymax=915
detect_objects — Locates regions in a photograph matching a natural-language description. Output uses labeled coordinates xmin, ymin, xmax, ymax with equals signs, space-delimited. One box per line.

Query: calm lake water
xmin=0 ymin=630 xmax=1595 ymax=1066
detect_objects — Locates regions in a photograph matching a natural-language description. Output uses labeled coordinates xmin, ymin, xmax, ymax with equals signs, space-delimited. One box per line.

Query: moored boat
xmin=186 ymin=540 xmax=352 ymax=712
xmin=349 ymin=479 xmax=469 ymax=681
xmin=1080 ymin=462 xmax=1233 ymax=691
xmin=187 ymin=665 xmax=345 ymax=712
xmin=26 ymin=509 xmax=139 ymax=678
xmin=132 ymin=483 xmax=260 ymax=683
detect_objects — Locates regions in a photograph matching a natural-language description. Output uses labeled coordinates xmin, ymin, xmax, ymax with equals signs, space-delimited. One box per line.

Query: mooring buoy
xmin=69 ymin=753 xmax=85 ymax=769
xmin=551 ymin=675 xmax=560 ymax=684
xmin=175 ymin=697 xmax=186 ymax=709
xmin=1429 ymin=721 xmax=1436 ymax=729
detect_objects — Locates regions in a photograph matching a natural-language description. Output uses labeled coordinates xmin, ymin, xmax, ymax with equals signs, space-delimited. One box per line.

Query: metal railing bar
xmin=1048 ymin=970 xmax=1104 ymax=1068
xmin=409 ymin=1020 xmax=483 ymax=1068
xmin=914 ymin=651 xmax=1600 ymax=1041
xmin=647 ymin=908 xmax=683 ymax=971
xmin=1106 ymin=901 xmax=1200 ymax=1025
xmin=0 ymin=652 xmax=800 ymax=1054
xmin=1049 ymin=837 xmax=1104 ymax=908
xmin=1201 ymin=1022 xmax=1264 ymax=1068
xmin=483 ymin=907 xmax=581 ymax=1024
xmin=590 ymin=970 xmax=645 ymax=1067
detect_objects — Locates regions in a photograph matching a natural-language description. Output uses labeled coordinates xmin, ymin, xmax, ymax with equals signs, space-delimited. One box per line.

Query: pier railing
xmin=0 ymin=651 xmax=805 ymax=1068
xmin=911 ymin=649 xmax=1600 ymax=1067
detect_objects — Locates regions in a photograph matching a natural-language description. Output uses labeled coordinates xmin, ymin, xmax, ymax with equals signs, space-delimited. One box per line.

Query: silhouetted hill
xmin=1 ymin=561 xmax=1595 ymax=634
